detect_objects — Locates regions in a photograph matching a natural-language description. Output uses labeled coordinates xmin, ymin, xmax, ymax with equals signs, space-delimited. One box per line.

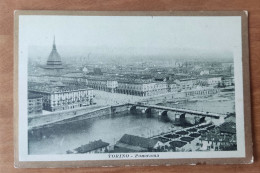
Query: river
xmin=28 ymin=91 xmax=235 ymax=155
xmin=28 ymin=113 xmax=174 ymax=154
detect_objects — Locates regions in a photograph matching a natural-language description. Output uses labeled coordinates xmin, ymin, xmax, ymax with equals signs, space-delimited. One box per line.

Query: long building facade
xmin=116 ymin=81 xmax=168 ymax=97
xmin=29 ymin=85 xmax=94 ymax=112
xmin=28 ymin=72 xmax=226 ymax=98
xmin=184 ymin=87 xmax=220 ymax=97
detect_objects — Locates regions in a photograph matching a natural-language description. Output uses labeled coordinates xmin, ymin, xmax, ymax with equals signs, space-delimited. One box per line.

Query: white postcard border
xmin=17 ymin=15 xmax=246 ymax=162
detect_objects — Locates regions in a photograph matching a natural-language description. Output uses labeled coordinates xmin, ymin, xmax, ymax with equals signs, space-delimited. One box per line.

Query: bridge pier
xmin=178 ymin=113 xmax=186 ymax=125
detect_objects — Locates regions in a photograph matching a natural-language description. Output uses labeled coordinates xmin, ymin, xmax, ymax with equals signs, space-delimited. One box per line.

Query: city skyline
xmin=28 ymin=44 xmax=234 ymax=65
xmin=20 ymin=15 xmax=241 ymax=63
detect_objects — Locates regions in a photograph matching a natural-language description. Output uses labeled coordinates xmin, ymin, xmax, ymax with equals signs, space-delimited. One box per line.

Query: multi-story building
xmin=28 ymin=84 xmax=94 ymax=112
xmin=184 ymin=87 xmax=220 ymax=97
xmin=221 ymin=77 xmax=234 ymax=86
xmin=174 ymin=78 xmax=197 ymax=90
xmin=200 ymin=70 xmax=210 ymax=75
xmin=87 ymin=79 xmax=108 ymax=91
xmin=61 ymin=73 xmax=86 ymax=85
xmin=116 ymin=81 xmax=168 ymax=97
xmin=143 ymin=82 xmax=168 ymax=96
xmin=117 ymin=81 xmax=145 ymax=96
xmin=207 ymin=77 xmax=222 ymax=86
xmin=28 ymin=92 xmax=43 ymax=115
xmin=167 ymin=82 xmax=180 ymax=92
xmin=196 ymin=76 xmax=223 ymax=87
xmin=28 ymin=74 xmax=61 ymax=83
xmin=106 ymin=80 xmax=118 ymax=93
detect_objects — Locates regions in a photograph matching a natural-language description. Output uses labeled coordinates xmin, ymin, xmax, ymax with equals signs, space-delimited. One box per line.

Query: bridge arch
xmin=129 ymin=105 xmax=137 ymax=114
xmin=179 ymin=113 xmax=186 ymax=124
xmin=199 ymin=117 xmax=206 ymax=124
xmin=144 ymin=107 xmax=152 ymax=117
xmin=160 ymin=110 xmax=168 ymax=117
xmin=180 ymin=113 xmax=186 ymax=119
xmin=160 ymin=110 xmax=170 ymax=122
xmin=145 ymin=107 xmax=152 ymax=114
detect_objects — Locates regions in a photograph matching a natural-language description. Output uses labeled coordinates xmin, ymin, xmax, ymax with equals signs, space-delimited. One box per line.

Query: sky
xmin=19 ymin=15 xmax=241 ymax=63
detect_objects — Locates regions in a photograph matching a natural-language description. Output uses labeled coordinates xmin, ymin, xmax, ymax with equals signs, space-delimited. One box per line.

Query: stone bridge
xmin=128 ymin=103 xmax=224 ymax=125
xmin=129 ymin=103 xmax=222 ymax=118
xmin=28 ymin=103 xmax=224 ymax=131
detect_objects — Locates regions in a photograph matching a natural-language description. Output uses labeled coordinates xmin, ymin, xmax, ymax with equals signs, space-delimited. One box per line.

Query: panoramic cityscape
xmin=27 ymin=37 xmax=236 ymax=155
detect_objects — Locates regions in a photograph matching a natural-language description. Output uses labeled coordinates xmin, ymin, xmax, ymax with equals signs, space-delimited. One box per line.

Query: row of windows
xmin=28 ymin=99 xmax=42 ymax=102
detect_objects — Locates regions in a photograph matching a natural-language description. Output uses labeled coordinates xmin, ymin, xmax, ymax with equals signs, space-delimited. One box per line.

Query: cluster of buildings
xmin=67 ymin=120 xmax=236 ymax=154
xmin=199 ymin=122 xmax=237 ymax=151
xmin=28 ymin=37 xmax=235 ymax=116
xmin=29 ymin=70 xmax=233 ymax=98
xmin=28 ymin=38 xmax=94 ymax=115
xmin=29 ymin=73 xmax=231 ymax=99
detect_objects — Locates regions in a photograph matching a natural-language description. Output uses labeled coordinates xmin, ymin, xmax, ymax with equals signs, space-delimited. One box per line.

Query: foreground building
xmin=74 ymin=140 xmax=109 ymax=154
xmin=199 ymin=122 xmax=237 ymax=151
xmin=28 ymin=84 xmax=94 ymax=112
xmin=114 ymin=134 xmax=162 ymax=152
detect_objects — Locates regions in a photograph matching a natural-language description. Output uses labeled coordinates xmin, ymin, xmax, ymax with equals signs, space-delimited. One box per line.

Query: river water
xmin=28 ymin=91 xmax=235 ymax=155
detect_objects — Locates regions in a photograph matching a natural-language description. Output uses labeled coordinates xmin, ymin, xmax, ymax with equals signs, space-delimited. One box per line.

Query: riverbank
xmin=159 ymin=91 xmax=235 ymax=115
xmin=28 ymin=93 xmax=235 ymax=155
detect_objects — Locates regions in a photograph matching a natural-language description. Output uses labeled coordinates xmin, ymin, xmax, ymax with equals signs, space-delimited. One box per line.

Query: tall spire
xmin=45 ymin=35 xmax=63 ymax=69
xmin=53 ymin=35 xmax=56 ymax=50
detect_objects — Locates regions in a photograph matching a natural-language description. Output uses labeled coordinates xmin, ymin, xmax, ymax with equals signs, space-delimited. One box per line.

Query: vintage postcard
xmin=14 ymin=11 xmax=253 ymax=168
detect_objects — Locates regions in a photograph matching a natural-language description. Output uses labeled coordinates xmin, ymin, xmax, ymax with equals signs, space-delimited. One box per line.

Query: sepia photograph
xmin=14 ymin=11 xmax=252 ymax=167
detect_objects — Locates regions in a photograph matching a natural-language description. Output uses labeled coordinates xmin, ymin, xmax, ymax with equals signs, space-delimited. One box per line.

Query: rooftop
xmin=28 ymin=84 xmax=91 ymax=93
xmin=74 ymin=140 xmax=109 ymax=153
xmin=179 ymin=78 xmax=197 ymax=82
xmin=169 ymin=141 xmax=187 ymax=148
xmin=118 ymin=134 xmax=159 ymax=149
xmin=62 ymin=73 xmax=84 ymax=78
xmin=219 ymin=122 xmax=236 ymax=134
xmin=180 ymin=136 xmax=195 ymax=142
xmin=28 ymin=92 xmax=43 ymax=99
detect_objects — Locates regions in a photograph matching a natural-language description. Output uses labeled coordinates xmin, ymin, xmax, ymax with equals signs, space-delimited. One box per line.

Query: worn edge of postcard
xmin=13 ymin=10 xmax=253 ymax=168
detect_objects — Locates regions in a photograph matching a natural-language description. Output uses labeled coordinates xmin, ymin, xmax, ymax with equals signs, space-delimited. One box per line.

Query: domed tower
xmin=45 ymin=36 xmax=64 ymax=69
